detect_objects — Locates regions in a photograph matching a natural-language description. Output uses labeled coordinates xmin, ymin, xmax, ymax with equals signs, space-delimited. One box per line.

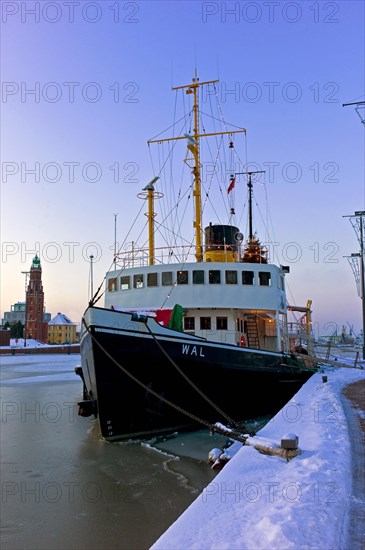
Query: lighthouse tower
xmin=25 ymin=255 xmax=48 ymax=343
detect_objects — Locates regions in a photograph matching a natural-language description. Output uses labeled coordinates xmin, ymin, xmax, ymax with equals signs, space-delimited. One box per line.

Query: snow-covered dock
xmin=152 ymin=364 xmax=365 ymax=550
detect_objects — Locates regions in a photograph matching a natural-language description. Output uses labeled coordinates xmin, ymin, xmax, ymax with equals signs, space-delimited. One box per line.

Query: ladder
xmin=246 ymin=315 xmax=260 ymax=349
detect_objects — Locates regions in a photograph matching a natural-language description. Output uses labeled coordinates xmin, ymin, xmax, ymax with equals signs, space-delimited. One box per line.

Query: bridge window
xmin=209 ymin=270 xmax=221 ymax=284
xmin=120 ymin=276 xmax=130 ymax=291
xmin=242 ymin=271 xmax=254 ymax=285
xmin=133 ymin=274 xmax=144 ymax=289
xmin=200 ymin=317 xmax=211 ymax=330
xmin=217 ymin=317 xmax=228 ymax=330
xmin=177 ymin=270 xmax=189 ymax=284
xmin=193 ymin=270 xmax=205 ymax=284
xmin=225 ymin=270 xmax=237 ymax=284
xmin=147 ymin=273 xmax=158 ymax=287
xmin=108 ymin=277 xmax=117 ymax=291
xmin=162 ymin=271 xmax=173 ymax=286
xmin=184 ymin=317 xmax=195 ymax=330
xmin=259 ymin=271 xmax=271 ymax=286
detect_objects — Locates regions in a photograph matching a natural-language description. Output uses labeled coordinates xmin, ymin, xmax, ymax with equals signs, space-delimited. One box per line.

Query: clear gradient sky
xmin=1 ymin=0 xmax=364 ymax=337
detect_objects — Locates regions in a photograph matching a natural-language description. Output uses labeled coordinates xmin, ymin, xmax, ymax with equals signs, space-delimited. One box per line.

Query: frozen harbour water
xmin=2 ymin=352 xmax=363 ymax=549
xmin=152 ymin=363 xmax=365 ymax=550
xmin=0 ymin=354 xmax=221 ymax=549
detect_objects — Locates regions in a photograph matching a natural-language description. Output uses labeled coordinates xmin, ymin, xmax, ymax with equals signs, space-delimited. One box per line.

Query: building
xmin=0 ymin=330 xmax=11 ymax=346
xmin=25 ymin=255 xmax=49 ymax=343
xmin=2 ymin=301 xmax=51 ymax=326
xmin=48 ymin=313 xmax=77 ymax=345
xmin=2 ymin=302 xmax=26 ymax=325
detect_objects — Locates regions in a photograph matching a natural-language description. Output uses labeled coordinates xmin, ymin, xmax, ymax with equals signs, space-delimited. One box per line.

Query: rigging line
xmin=263 ymin=184 xmax=278 ymax=256
xmin=201 ymin=135 xmax=228 ymax=223
xmin=82 ymin=317 xmax=247 ymax=440
xmin=237 ymin=195 xmax=248 ymax=233
xmin=148 ymin=143 xmax=156 ymax=176
xmin=171 ymin=160 xmax=187 ymax=253
xmin=91 ymin=201 xmax=146 ymax=305
xmin=168 ymin=89 xmax=179 ymax=235
xmin=154 ymin=219 xmax=194 ymax=252
xmin=199 ymin=110 xmax=246 ymax=132
xmin=158 ymin=244 xmax=196 ymax=310
xmin=212 ymin=85 xmax=230 ymax=180
xmin=145 ymin=323 xmax=240 ymax=428
xmin=148 ymin=111 xmax=192 ymax=142
xmin=168 ymin=182 xmax=194 ymax=260
xmin=154 ymin=112 xmax=193 ymax=179
xmin=161 ymin=141 xmax=170 ymax=245
xmin=232 ymin=132 xmax=250 ymax=225
xmin=122 ymin=184 xmax=194 ymax=268
xmin=169 ymin=106 xmax=192 ymax=247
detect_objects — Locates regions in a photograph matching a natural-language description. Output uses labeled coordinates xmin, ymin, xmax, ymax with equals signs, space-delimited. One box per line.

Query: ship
xmin=77 ymin=74 xmax=317 ymax=441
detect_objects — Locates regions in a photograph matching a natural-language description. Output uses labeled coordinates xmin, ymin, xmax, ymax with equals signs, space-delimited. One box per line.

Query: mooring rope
xmin=145 ymin=322 xmax=240 ymax=429
xmin=81 ymin=317 xmax=248 ymax=443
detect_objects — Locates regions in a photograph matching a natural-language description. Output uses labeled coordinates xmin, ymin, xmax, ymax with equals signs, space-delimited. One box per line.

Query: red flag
xmin=227 ymin=177 xmax=235 ymax=194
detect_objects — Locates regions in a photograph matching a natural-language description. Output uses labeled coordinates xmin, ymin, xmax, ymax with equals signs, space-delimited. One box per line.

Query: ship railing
xmin=287 ymin=321 xmax=315 ymax=354
xmin=115 ymin=244 xmax=247 ymax=268
xmin=115 ymin=245 xmax=196 ymax=268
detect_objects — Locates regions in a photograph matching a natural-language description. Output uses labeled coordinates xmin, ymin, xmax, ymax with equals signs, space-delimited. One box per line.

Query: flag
xmin=227 ymin=177 xmax=235 ymax=194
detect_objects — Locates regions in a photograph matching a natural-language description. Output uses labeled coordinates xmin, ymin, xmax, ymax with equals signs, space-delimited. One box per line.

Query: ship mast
xmin=148 ymin=74 xmax=246 ymax=262
xmin=138 ymin=177 xmax=162 ymax=265
xmin=236 ymin=170 xmax=265 ymax=240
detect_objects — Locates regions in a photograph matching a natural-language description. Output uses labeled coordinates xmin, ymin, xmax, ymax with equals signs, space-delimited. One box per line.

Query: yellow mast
xmin=138 ymin=177 xmax=161 ymax=266
xmin=148 ymin=75 xmax=246 ymax=263
xmin=147 ymin=184 xmax=155 ymax=265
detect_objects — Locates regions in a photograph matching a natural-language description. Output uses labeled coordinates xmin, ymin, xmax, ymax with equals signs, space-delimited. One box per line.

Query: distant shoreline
xmin=0 ymin=344 xmax=80 ymax=355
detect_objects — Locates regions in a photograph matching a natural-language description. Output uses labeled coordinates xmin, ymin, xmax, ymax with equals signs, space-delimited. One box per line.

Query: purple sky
xmin=1 ymin=1 xmax=364 ymax=337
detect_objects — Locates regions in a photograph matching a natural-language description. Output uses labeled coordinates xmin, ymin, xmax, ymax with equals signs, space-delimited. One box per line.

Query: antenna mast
xmin=342 ymin=100 xmax=365 ymax=124
xmin=236 ymin=170 xmax=266 ymax=240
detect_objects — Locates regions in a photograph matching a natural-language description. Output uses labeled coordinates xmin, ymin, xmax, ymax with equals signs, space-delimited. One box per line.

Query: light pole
xmin=113 ymin=213 xmax=118 ymax=270
xmin=344 ymin=211 xmax=365 ymax=358
xmin=89 ymin=255 xmax=94 ymax=305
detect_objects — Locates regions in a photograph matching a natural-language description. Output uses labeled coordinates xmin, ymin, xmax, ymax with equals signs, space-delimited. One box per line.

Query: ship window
xmin=162 ymin=271 xmax=173 ymax=286
xmin=193 ymin=270 xmax=205 ymax=284
xmin=184 ymin=317 xmax=195 ymax=330
xmin=200 ymin=317 xmax=211 ymax=330
xmin=209 ymin=270 xmax=221 ymax=284
xmin=242 ymin=271 xmax=254 ymax=285
xmin=133 ymin=274 xmax=144 ymax=289
xmin=108 ymin=277 xmax=117 ymax=292
xmin=217 ymin=317 xmax=228 ymax=330
xmin=225 ymin=270 xmax=237 ymax=284
xmin=259 ymin=271 xmax=271 ymax=286
xmin=280 ymin=276 xmax=285 ymax=290
xmin=120 ymin=276 xmax=130 ymax=291
xmin=177 ymin=270 xmax=189 ymax=285
xmin=147 ymin=273 xmax=158 ymax=287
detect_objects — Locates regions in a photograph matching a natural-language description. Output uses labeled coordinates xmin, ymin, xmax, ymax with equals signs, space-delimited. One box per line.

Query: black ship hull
xmin=78 ymin=307 xmax=315 ymax=440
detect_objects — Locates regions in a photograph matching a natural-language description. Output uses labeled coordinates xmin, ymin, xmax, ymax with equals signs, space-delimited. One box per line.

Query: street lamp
xmin=344 ymin=211 xmax=365 ymax=358
xmin=89 ymin=255 xmax=94 ymax=305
